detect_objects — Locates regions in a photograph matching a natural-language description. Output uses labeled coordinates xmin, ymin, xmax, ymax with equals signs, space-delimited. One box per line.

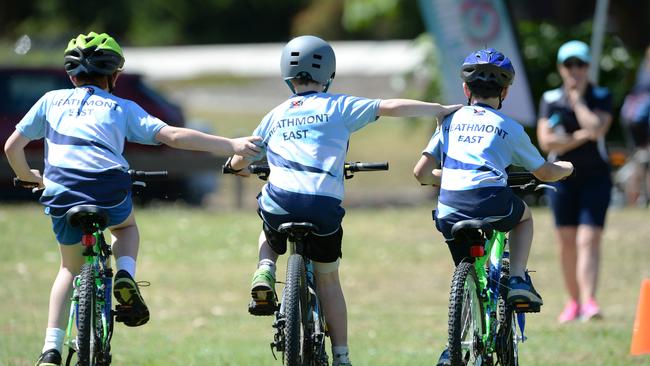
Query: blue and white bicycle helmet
xmin=460 ymin=48 xmax=514 ymax=87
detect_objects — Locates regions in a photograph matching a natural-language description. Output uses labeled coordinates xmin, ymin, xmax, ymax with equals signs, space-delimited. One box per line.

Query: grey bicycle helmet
xmin=281 ymin=35 xmax=336 ymax=93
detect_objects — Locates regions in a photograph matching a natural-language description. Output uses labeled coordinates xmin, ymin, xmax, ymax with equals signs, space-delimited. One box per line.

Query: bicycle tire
xmin=448 ymin=261 xmax=485 ymax=365
xmin=283 ymin=254 xmax=308 ymax=366
xmin=77 ymin=263 xmax=96 ymax=365
xmin=496 ymin=259 xmax=518 ymax=366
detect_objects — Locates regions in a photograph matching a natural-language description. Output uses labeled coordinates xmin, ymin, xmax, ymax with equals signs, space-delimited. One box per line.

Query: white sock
xmin=116 ymin=256 xmax=136 ymax=278
xmin=332 ymin=346 xmax=350 ymax=365
xmin=42 ymin=327 xmax=65 ymax=354
xmin=258 ymin=259 xmax=276 ymax=275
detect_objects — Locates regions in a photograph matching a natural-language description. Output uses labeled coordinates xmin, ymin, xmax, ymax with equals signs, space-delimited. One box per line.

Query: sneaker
xmin=35 ymin=349 xmax=61 ymax=366
xmin=436 ymin=347 xmax=451 ymax=366
xmin=248 ymin=268 xmax=277 ymax=316
xmin=113 ymin=270 xmax=150 ymax=326
xmin=507 ymin=273 xmax=543 ymax=312
xmin=581 ymin=298 xmax=602 ymax=321
xmin=558 ymin=300 xmax=581 ymax=324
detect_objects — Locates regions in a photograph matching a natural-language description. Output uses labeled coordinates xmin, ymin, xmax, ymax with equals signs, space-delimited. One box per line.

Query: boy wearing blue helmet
xmin=414 ymin=48 xmax=573 ymax=364
xmin=226 ymin=35 xmax=461 ymax=366
xmin=414 ymin=48 xmax=574 ymax=305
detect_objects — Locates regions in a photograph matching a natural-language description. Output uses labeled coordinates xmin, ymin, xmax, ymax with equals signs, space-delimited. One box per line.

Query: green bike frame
xmin=472 ymin=230 xmax=524 ymax=353
xmin=64 ymin=224 xmax=114 ymax=364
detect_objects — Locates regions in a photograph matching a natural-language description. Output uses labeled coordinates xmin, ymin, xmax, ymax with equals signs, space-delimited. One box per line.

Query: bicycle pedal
xmin=248 ymin=299 xmax=277 ymax=316
xmin=513 ymin=302 xmax=541 ymax=313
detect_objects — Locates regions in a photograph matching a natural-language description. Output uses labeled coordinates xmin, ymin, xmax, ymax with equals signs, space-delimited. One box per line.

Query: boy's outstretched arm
xmin=532 ymin=160 xmax=574 ymax=182
xmin=4 ymin=130 xmax=44 ymax=186
xmin=413 ymin=153 xmax=442 ymax=186
xmin=378 ymin=99 xmax=462 ymax=119
xmin=155 ymin=126 xmax=262 ymax=157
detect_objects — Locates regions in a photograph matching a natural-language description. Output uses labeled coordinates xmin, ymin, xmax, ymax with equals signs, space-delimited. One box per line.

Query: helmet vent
xmin=290 ymin=61 xmax=299 ymax=66
xmin=291 ymin=52 xmax=300 ymax=56
xmin=312 ymin=63 xmax=321 ymax=69
xmin=313 ymin=54 xmax=323 ymax=60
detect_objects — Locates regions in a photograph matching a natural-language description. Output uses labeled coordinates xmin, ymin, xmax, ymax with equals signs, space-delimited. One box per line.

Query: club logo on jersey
xmin=290 ymin=100 xmax=303 ymax=108
xmin=473 ymin=108 xmax=485 ymax=116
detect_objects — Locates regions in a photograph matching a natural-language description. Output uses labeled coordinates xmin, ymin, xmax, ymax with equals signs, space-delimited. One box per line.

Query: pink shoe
xmin=558 ymin=300 xmax=580 ymax=323
xmin=581 ymin=298 xmax=602 ymax=321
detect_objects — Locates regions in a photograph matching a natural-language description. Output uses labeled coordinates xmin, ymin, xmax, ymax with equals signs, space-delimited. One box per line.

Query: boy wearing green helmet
xmin=4 ymin=31 xmax=262 ymax=365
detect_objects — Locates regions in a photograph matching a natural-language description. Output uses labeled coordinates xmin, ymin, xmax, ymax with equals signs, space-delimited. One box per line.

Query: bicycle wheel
xmin=77 ymin=263 xmax=97 ymax=365
xmin=448 ymin=261 xmax=485 ymax=365
xmin=496 ymin=260 xmax=518 ymax=366
xmin=283 ymin=254 xmax=309 ymax=366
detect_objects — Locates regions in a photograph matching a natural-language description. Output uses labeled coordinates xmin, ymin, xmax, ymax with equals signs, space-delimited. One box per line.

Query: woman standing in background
xmin=536 ymin=40 xmax=613 ymax=323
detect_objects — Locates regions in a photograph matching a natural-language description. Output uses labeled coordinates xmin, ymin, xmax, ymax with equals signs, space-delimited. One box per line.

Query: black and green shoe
xmin=114 ymin=270 xmax=150 ymax=326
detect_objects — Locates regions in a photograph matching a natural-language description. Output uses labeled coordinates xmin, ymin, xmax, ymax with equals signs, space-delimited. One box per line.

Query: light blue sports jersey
xmin=15 ymin=85 xmax=167 ymax=215
xmin=423 ymin=104 xmax=545 ymax=218
xmin=252 ymin=91 xmax=381 ymax=217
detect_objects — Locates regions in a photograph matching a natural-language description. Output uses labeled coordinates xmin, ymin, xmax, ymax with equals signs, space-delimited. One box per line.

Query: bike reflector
xmin=469 ymin=245 xmax=485 ymax=257
xmin=82 ymin=234 xmax=96 ymax=247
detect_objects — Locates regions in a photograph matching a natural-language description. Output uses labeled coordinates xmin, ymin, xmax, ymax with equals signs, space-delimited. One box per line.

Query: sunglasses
xmin=562 ymin=59 xmax=588 ymax=69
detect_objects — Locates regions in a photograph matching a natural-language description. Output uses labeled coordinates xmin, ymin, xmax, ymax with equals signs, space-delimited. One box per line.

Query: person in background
xmin=619 ymin=45 xmax=650 ymax=206
xmin=536 ymin=40 xmax=613 ymax=323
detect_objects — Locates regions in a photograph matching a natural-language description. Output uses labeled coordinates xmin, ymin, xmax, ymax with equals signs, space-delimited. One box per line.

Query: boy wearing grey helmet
xmin=226 ymin=35 xmax=461 ymax=366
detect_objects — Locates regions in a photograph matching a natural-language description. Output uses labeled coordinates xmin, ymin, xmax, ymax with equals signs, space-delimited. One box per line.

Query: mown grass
xmin=0 ymin=204 xmax=648 ymax=365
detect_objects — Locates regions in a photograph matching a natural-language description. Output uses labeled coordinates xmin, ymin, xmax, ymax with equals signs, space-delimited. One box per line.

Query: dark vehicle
xmin=0 ymin=67 xmax=219 ymax=204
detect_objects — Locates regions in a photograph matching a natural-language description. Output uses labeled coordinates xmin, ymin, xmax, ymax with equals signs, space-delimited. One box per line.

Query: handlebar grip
xmin=128 ymin=170 xmax=168 ymax=179
xmin=13 ymin=178 xmax=40 ymax=189
xmin=346 ymin=162 xmax=389 ymax=172
xmin=248 ymin=165 xmax=271 ymax=175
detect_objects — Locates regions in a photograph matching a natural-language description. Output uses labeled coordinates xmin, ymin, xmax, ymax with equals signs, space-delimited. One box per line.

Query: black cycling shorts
xmin=261 ymin=221 xmax=343 ymax=263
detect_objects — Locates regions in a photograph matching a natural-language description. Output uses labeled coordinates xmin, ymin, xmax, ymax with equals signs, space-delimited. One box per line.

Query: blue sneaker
xmin=436 ymin=347 xmax=450 ymax=366
xmin=507 ymin=272 xmax=543 ymax=312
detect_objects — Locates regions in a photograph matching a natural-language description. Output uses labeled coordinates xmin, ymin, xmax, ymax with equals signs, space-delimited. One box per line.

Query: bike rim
xmin=460 ymin=277 xmax=482 ymax=362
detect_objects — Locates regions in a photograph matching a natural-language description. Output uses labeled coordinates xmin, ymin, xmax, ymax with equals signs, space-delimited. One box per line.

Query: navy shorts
xmin=49 ymin=194 xmax=133 ymax=245
xmin=547 ymin=175 xmax=612 ymax=227
xmin=434 ymin=187 xmax=526 ymax=240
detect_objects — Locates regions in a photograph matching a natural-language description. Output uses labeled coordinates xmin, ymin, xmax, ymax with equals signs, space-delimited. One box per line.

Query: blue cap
xmin=557 ymin=40 xmax=591 ymax=64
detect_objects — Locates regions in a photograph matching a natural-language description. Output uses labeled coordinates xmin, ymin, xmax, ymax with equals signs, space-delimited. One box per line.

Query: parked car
xmin=0 ymin=67 xmax=219 ymax=204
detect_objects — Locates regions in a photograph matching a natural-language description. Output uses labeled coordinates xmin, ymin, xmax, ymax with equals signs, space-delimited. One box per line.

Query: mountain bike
xmin=443 ymin=171 xmax=554 ymax=366
xmin=224 ymin=160 xmax=389 ymax=366
xmin=14 ymin=169 xmax=167 ymax=366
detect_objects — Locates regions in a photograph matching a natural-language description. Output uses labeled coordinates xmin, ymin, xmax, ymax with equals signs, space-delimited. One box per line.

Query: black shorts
xmin=547 ymin=174 xmax=612 ymax=227
xmin=261 ymin=220 xmax=343 ymax=263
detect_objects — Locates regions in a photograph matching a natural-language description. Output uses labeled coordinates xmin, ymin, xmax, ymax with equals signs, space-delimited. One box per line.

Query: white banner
xmin=419 ymin=0 xmax=536 ymax=126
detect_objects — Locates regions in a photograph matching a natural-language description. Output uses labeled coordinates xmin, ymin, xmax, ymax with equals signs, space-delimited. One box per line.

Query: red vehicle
xmin=0 ymin=67 xmax=218 ymax=204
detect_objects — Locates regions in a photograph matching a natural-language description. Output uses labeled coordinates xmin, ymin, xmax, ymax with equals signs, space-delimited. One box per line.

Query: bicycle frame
xmin=472 ymin=230 xmax=525 ymax=355
xmin=64 ymin=222 xmax=114 ymax=365
xmin=272 ymin=226 xmax=328 ymax=366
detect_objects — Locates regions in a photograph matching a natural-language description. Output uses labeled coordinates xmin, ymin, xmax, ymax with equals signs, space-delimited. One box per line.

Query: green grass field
xmin=0 ymin=204 xmax=648 ymax=365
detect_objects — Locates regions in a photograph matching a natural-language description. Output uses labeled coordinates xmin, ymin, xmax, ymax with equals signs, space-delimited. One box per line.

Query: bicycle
xmin=223 ymin=160 xmax=389 ymax=366
xmin=14 ymin=169 xmax=167 ymax=366
xmin=442 ymin=171 xmax=554 ymax=366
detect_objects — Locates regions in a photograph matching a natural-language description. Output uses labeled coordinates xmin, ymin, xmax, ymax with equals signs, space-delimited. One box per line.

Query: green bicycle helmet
xmin=64 ymin=32 xmax=125 ymax=76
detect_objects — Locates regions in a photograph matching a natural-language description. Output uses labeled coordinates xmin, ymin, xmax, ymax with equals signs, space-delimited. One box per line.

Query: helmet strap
xmin=322 ymin=80 xmax=331 ymax=93
xmin=497 ymin=96 xmax=503 ymax=109
xmin=285 ymin=80 xmax=297 ymax=94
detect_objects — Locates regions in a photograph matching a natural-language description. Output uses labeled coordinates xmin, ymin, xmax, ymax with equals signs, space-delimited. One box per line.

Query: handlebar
xmin=13 ymin=170 xmax=169 ymax=191
xmin=228 ymin=161 xmax=389 ymax=181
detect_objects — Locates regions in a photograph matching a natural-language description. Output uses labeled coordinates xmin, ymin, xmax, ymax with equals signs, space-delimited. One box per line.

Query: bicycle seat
xmin=451 ymin=219 xmax=494 ymax=245
xmin=278 ymin=222 xmax=319 ymax=239
xmin=66 ymin=205 xmax=109 ymax=233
